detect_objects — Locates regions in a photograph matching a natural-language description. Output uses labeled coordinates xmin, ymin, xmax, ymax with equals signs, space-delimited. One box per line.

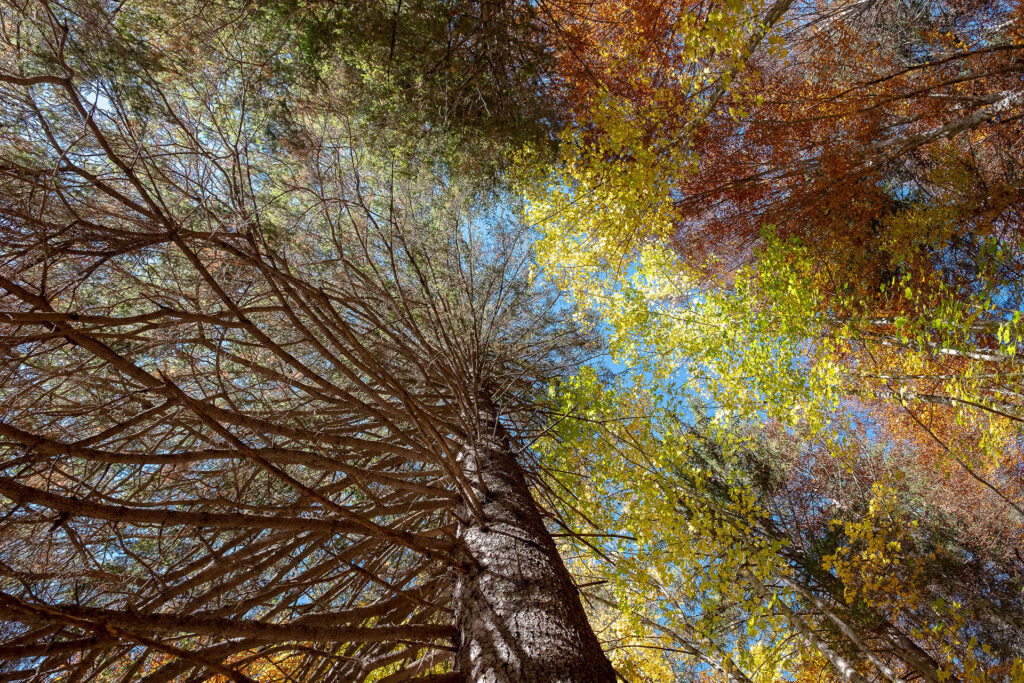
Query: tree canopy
xmin=0 ymin=0 xmax=1022 ymax=681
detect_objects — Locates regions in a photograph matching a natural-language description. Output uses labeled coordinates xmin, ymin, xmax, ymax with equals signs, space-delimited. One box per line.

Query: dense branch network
xmin=0 ymin=2 xmax=592 ymax=680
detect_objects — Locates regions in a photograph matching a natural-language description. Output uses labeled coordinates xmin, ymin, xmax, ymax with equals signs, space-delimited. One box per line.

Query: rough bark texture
xmin=454 ymin=420 xmax=616 ymax=682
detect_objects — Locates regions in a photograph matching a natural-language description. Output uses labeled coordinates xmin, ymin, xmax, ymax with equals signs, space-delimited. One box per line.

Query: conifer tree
xmin=0 ymin=2 xmax=613 ymax=679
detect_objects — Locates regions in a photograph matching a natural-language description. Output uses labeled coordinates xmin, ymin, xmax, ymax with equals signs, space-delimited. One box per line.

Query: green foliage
xmin=268 ymin=0 xmax=559 ymax=181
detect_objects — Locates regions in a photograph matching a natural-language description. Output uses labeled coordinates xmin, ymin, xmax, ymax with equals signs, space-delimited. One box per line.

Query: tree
xmin=273 ymin=0 xmax=561 ymax=181
xmin=539 ymin=375 xmax=1024 ymax=680
xmin=526 ymin=0 xmax=1024 ymax=460
xmin=0 ymin=1 xmax=614 ymax=680
xmin=517 ymin=0 xmax=1024 ymax=677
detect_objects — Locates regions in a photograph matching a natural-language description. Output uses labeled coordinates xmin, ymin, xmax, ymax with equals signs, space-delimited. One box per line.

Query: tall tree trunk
xmin=748 ymin=575 xmax=870 ymax=683
xmin=453 ymin=415 xmax=616 ymax=682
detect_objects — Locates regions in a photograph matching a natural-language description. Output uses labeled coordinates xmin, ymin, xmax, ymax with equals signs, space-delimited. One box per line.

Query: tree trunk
xmin=747 ymin=575 xmax=870 ymax=683
xmin=453 ymin=417 xmax=617 ymax=682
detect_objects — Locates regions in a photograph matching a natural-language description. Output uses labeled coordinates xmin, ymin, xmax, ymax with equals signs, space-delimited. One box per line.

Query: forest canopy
xmin=0 ymin=0 xmax=1022 ymax=681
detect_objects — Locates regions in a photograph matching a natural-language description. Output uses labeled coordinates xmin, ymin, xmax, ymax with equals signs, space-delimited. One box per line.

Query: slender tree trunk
xmin=453 ymin=415 xmax=617 ymax=682
xmin=747 ymin=575 xmax=870 ymax=683
xmin=780 ymin=576 xmax=907 ymax=683
xmin=586 ymin=592 xmax=754 ymax=683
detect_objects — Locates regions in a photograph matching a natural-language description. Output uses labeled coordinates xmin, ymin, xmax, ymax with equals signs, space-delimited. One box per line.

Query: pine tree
xmin=0 ymin=2 xmax=614 ymax=679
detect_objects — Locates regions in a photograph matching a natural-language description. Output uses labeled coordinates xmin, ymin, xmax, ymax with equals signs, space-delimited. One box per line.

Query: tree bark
xmin=453 ymin=417 xmax=617 ymax=682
